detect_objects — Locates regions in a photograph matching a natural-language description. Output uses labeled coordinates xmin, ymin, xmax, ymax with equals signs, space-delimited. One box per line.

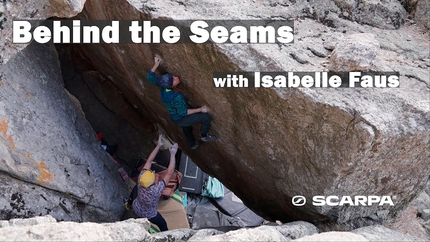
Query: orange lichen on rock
xmin=26 ymin=153 xmax=31 ymax=158
xmin=7 ymin=136 xmax=15 ymax=150
xmin=35 ymin=161 xmax=56 ymax=183
xmin=0 ymin=119 xmax=15 ymax=150
xmin=0 ymin=119 xmax=7 ymax=136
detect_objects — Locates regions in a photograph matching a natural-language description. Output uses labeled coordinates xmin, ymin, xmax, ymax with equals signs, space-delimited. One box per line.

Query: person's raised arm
xmin=147 ymin=56 xmax=161 ymax=86
xmin=151 ymin=56 xmax=161 ymax=72
xmin=143 ymin=134 xmax=163 ymax=170
xmin=163 ymin=143 xmax=178 ymax=185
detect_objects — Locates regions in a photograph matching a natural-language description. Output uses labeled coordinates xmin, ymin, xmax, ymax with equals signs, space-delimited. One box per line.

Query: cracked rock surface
xmin=0 ymin=41 xmax=128 ymax=222
xmin=0 ymin=0 xmax=428 ymax=233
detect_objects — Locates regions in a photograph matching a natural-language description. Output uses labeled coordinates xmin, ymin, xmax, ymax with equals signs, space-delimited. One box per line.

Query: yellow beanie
xmin=140 ymin=170 xmax=155 ymax=188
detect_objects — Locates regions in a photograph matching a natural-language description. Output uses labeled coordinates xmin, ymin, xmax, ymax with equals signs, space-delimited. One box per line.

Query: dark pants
xmin=149 ymin=212 xmax=168 ymax=231
xmin=128 ymin=185 xmax=168 ymax=232
xmin=174 ymin=113 xmax=211 ymax=147
xmin=129 ymin=185 xmax=138 ymax=202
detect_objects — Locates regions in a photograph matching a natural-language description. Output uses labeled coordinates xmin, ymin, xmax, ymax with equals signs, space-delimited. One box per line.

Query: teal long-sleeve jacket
xmin=146 ymin=71 xmax=187 ymax=120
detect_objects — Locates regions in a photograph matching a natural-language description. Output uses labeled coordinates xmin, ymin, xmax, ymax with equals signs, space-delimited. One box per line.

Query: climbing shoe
xmin=124 ymin=202 xmax=132 ymax=211
xmin=200 ymin=134 xmax=217 ymax=142
xmin=190 ymin=143 xmax=199 ymax=150
xmin=123 ymin=198 xmax=132 ymax=210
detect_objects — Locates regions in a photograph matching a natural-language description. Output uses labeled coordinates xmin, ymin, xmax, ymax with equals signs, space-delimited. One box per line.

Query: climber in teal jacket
xmin=146 ymin=56 xmax=217 ymax=149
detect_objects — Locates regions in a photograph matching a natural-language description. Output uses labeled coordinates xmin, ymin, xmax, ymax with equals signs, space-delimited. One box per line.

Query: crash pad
xmin=150 ymin=190 xmax=189 ymax=232
xmin=213 ymin=187 xmax=264 ymax=227
xmin=178 ymin=152 xmax=207 ymax=194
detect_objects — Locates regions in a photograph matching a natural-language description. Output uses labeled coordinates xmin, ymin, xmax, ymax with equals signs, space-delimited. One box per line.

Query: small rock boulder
xmin=329 ymin=33 xmax=380 ymax=71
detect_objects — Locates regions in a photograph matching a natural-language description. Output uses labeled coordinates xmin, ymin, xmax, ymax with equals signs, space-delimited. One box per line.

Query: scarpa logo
xmin=312 ymin=195 xmax=394 ymax=206
xmin=292 ymin=195 xmax=306 ymax=206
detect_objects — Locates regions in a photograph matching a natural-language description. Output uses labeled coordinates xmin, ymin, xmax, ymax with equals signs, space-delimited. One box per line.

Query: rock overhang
xmin=0 ymin=0 xmax=428 ymax=226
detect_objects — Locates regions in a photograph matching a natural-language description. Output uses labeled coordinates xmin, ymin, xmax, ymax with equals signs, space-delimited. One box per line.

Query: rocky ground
xmin=0 ymin=213 xmax=426 ymax=241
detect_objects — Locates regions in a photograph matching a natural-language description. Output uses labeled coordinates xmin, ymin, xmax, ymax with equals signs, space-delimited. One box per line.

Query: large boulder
xmin=67 ymin=0 xmax=429 ymax=225
xmin=0 ymin=0 xmax=428 ymax=228
xmin=384 ymin=189 xmax=430 ymax=241
xmin=352 ymin=225 xmax=423 ymax=241
xmin=0 ymin=41 xmax=128 ymax=221
xmin=330 ymin=0 xmax=407 ymax=29
xmin=294 ymin=231 xmax=367 ymax=242
xmin=0 ymin=215 xmax=152 ymax=241
xmin=0 ymin=215 xmax=423 ymax=241
xmin=190 ymin=226 xmax=290 ymax=241
xmin=258 ymin=0 xmax=407 ymax=29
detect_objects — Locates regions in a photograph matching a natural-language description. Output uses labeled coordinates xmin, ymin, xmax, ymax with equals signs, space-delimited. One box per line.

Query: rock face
xmin=404 ymin=0 xmax=430 ymax=30
xmin=352 ymin=225 xmax=424 ymax=242
xmin=0 ymin=215 xmax=423 ymax=241
xmin=0 ymin=215 xmax=152 ymax=241
xmin=56 ymin=44 xmax=157 ymax=165
xmin=329 ymin=33 xmax=380 ymax=71
xmin=0 ymin=0 xmax=429 ymax=231
xmin=0 ymin=41 xmax=128 ymax=221
xmin=69 ymin=0 xmax=429 ymax=225
xmin=384 ymin=189 xmax=430 ymax=240
xmin=0 ymin=0 xmax=86 ymax=64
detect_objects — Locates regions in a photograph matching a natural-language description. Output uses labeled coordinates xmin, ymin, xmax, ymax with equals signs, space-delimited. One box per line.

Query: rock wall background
xmin=0 ymin=0 xmax=428 ymax=237
xmin=0 ymin=40 xmax=128 ymax=221
xmin=0 ymin=0 xmax=86 ymax=64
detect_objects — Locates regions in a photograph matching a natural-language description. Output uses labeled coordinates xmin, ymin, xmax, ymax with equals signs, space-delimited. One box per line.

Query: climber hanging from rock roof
xmin=146 ymin=55 xmax=217 ymax=150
